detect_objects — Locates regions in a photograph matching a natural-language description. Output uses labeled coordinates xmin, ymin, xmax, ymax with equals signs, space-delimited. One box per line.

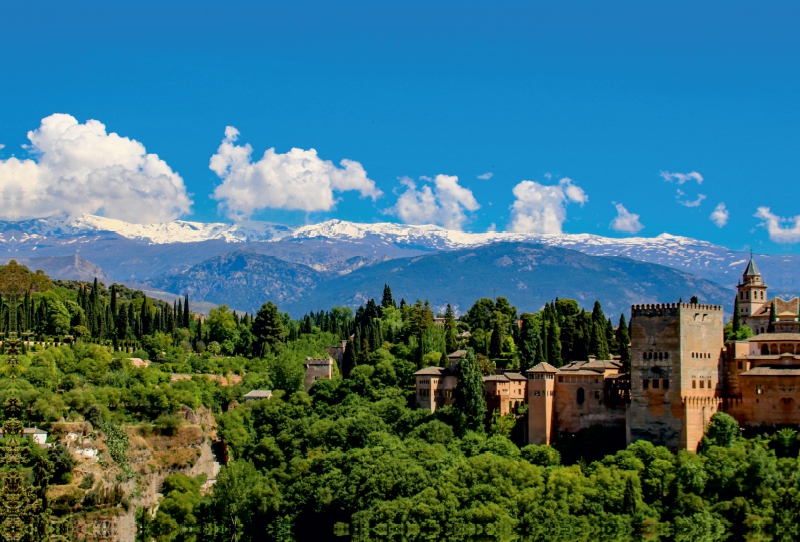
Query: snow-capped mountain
xmin=0 ymin=214 xmax=796 ymax=294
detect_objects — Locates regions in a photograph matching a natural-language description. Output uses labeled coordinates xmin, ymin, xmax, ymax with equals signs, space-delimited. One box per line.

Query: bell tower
xmin=736 ymin=257 xmax=767 ymax=320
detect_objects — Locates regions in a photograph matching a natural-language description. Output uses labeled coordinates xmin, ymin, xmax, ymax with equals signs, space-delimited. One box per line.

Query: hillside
xmin=148 ymin=250 xmax=323 ymax=311
xmin=149 ymin=243 xmax=734 ymax=316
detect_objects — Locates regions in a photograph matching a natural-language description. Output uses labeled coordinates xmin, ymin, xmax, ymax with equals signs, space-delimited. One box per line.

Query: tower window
xmin=699 ymin=380 xmax=704 ymax=389
xmin=652 ymin=379 xmax=659 ymax=389
xmin=692 ymin=380 xmax=696 ymax=389
xmin=663 ymin=379 xmax=669 ymax=389
xmin=643 ymin=379 xmax=649 ymax=389
xmin=577 ymin=387 xmax=585 ymax=404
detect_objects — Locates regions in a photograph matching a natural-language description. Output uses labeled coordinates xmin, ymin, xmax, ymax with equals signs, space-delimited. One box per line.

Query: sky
xmin=1 ymin=1 xmax=800 ymax=253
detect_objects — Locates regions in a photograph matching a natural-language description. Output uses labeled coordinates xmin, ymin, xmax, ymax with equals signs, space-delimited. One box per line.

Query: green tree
xmin=453 ymin=348 xmax=487 ymax=433
xmin=252 ymin=301 xmax=285 ymax=356
xmin=732 ymin=295 xmax=741 ymax=334
xmin=517 ymin=313 xmax=538 ymax=372
xmin=703 ymin=412 xmax=739 ymax=448
xmin=615 ymin=313 xmax=631 ymax=372
xmin=444 ymin=303 xmax=458 ymax=354
xmin=381 ymin=284 xmax=395 ymax=309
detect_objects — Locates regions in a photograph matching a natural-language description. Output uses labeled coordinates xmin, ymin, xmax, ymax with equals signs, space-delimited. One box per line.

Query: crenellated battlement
xmin=631 ymin=302 xmax=723 ymax=317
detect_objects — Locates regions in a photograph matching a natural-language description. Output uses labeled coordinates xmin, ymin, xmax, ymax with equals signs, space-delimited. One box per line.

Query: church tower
xmin=736 ymin=257 xmax=768 ymax=320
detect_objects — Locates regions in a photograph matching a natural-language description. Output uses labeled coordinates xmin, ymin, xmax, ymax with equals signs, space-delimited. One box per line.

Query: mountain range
xmin=0 ymin=214 xmax=794 ymax=316
xmin=147 ymin=243 xmax=733 ymax=317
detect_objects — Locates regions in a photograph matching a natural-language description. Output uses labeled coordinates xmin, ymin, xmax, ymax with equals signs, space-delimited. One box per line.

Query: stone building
xmin=483 ymin=372 xmax=527 ymax=416
xmin=304 ymin=357 xmax=334 ymax=392
xmin=414 ymin=365 xmax=458 ymax=412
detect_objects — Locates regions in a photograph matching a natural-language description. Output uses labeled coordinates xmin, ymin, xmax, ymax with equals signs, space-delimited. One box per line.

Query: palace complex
xmin=414 ymin=258 xmax=800 ymax=452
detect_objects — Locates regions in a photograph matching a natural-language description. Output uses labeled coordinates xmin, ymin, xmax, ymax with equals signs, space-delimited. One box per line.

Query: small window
xmin=642 ymin=352 xmax=647 ymax=360
xmin=756 ymin=386 xmax=763 ymax=395
xmin=692 ymin=380 xmax=696 ymax=389
xmin=708 ymin=380 xmax=712 ymax=389
xmin=558 ymin=376 xmax=564 ymax=382
xmin=643 ymin=379 xmax=649 ymax=389
xmin=594 ymin=390 xmax=600 ymax=399
xmin=699 ymin=380 xmax=705 ymax=389
xmin=665 ymin=352 xmax=669 ymax=359
xmin=663 ymin=379 xmax=669 ymax=389
xmin=652 ymin=379 xmax=659 ymax=389
xmin=534 ymin=390 xmax=540 ymax=396
xmin=737 ymin=361 xmax=743 ymax=370
xmin=577 ymin=388 xmax=585 ymax=405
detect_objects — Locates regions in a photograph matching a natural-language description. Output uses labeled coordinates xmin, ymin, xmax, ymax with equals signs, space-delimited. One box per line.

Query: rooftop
xmin=748 ymin=333 xmax=800 ymax=342
xmin=243 ymin=390 xmax=273 ymax=399
xmin=741 ymin=365 xmax=800 ymax=376
xmin=527 ymin=362 xmax=559 ymax=374
xmin=414 ymin=366 xmax=454 ymax=376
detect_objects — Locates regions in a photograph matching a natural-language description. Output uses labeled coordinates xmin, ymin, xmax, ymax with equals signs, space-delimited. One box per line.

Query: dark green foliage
xmin=703 ymin=412 xmax=739 ymax=448
xmin=453 ymin=348 xmax=486 ymax=433
xmin=732 ymin=294 xmax=741 ymax=334
xmin=252 ymin=301 xmax=285 ymax=356
xmin=615 ymin=313 xmax=631 ymax=372
xmin=49 ymin=443 xmax=77 ymax=484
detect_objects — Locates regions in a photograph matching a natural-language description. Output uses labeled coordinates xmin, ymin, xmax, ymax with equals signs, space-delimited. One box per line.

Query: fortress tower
xmin=737 ymin=257 xmax=768 ymax=322
xmin=627 ymin=302 xmax=724 ymax=451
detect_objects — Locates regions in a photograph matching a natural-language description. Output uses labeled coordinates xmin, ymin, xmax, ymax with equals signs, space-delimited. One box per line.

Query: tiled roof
xmin=741 ymin=365 xmax=800 ymax=376
xmin=527 ymin=362 xmax=559 ymax=373
xmin=414 ymin=366 xmax=454 ymax=376
xmin=447 ymin=349 xmax=468 ymax=359
xmin=752 ymin=298 xmax=799 ymax=317
xmin=483 ymin=375 xmax=510 ymax=382
xmin=748 ymin=333 xmax=800 ymax=341
xmin=560 ymin=358 xmax=622 ymax=373
xmin=504 ymin=372 xmax=527 ymax=381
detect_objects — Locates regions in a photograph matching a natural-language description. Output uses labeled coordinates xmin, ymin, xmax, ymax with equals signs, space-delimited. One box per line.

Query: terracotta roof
xmin=748 ymin=333 xmax=800 ymax=341
xmin=483 ymin=375 xmax=510 ymax=382
xmin=504 ymin=372 xmax=527 ymax=381
xmin=752 ymin=298 xmax=799 ymax=317
xmin=741 ymin=365 xmax=800 ymax=376
xmin=558 ymin=370 xmax=606 ymax=376
xmin=560 ymin=359 xmax=622 ymax=373
xmin=414 ymin=366 xmax=454 ymax=376
xmin=527 ymin=362 xmax=559 ymax=373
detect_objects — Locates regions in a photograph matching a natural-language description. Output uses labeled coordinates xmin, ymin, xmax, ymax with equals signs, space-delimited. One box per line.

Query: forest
xmin=0 ymin=260 xmax=790 ymax=542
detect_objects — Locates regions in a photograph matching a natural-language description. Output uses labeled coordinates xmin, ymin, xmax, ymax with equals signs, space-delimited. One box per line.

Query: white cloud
xmin=390 ymin=175 xmax=479 ymax=230
xmin=508 ymin=177 xmax=587 ymax=234
xmin=710 ymin=203 xmax=729 ymax=228
xmin=660 ymin=170 xmax=704 ymax=184
xmin=676 ymin=189 xmax=707 ymax=207
xmin=210 ymin=127 xmax=382 ymax=219
xmin=0 ymin=114 xmax=192 ymax=223
xmin=754 ymin=207 xmax=800 ymax=243
xmin=477 ymin=172 xmax=493 ymax=180
xmin=0 ymin=144 xmax=5 ymax=150
xmin=610 ymin=203 xmax=644 ymax=233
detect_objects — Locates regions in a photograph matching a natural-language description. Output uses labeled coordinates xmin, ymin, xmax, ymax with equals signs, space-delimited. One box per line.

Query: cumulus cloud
xmin=660 ymin=170 xmax=704 ymax=184
xmin=390 ymin=175 xmax=479 ymax=230
xmin=710 ymin=203 xmax=729 ymax=228
xmin=0 ymin=114 xmax=192 ymax=223
xmin=610 ymin=203 xmax=644 ymax=233
xmin=676 ymin=189 xmax=707 ymax=208
xmin=210 ymin=127 xmax=382 ymax=219
xmin=754 ymin=207 xmax=800 ymax=243
xmin=508 ymin=177 xmax=587 ymax=234
xmin=477 ymin=172 xmax=493 ymax=180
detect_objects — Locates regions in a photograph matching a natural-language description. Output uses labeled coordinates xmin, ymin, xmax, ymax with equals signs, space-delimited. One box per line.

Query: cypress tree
xmin=342 ymin=339 xmax=356 ymax=377
xmin=252 ymin=301 xmax=285 ymax=356
xmin=615 ymin=313 xmax=631 ymax=373
xmin=518 ymin=313 xmax=538 ymax=372
xmin=732 ymin=295 xmax=741 ymax=334
xmin=381 ymin=284 xmax=395 ymax=309
xmin=444 ymin=304 xmax=458 ymax=354
xmin=140 ymin=295 xmax=151 ymax=337
xmin=768 ymin=301 xmax=776 ymax=333
xmin=183 ymin=294 xmax=190 ymax=329
xmin=454 ymin=348 xmax=487 ymax=433
xmin=117 ymin=304 xmax=129 ymax=340
xmin=489 ymin=318 xmax=503 ymax=359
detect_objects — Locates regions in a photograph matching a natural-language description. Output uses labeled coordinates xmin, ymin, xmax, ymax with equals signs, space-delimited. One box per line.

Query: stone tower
xmin=737 ymin=257 xmax=768 ymax=321
xmin=526 ymin=362 xmax=558 ymax=445
xmin=627 ymin=302 xmax=724 ymax=452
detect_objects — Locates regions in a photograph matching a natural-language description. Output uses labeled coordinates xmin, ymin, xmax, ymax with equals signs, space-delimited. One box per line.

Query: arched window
xmin=761 ymin=344 xmax=769 ymax=355
xmin=577 ymin=388 xmax=585 ymax=405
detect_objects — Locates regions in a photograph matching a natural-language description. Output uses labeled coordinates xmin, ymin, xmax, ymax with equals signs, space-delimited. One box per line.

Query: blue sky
xmin=2 ymin=1 xmax=800 ymax=252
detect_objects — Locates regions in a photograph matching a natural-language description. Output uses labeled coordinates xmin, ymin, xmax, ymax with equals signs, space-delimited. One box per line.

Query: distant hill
xmin=0 ymin=255 xmax=113 ymax=283
xmin=148 ymin=243 xmax=734 ymax=317
xmin=148 ymin=250 xmax=323 ymax=312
